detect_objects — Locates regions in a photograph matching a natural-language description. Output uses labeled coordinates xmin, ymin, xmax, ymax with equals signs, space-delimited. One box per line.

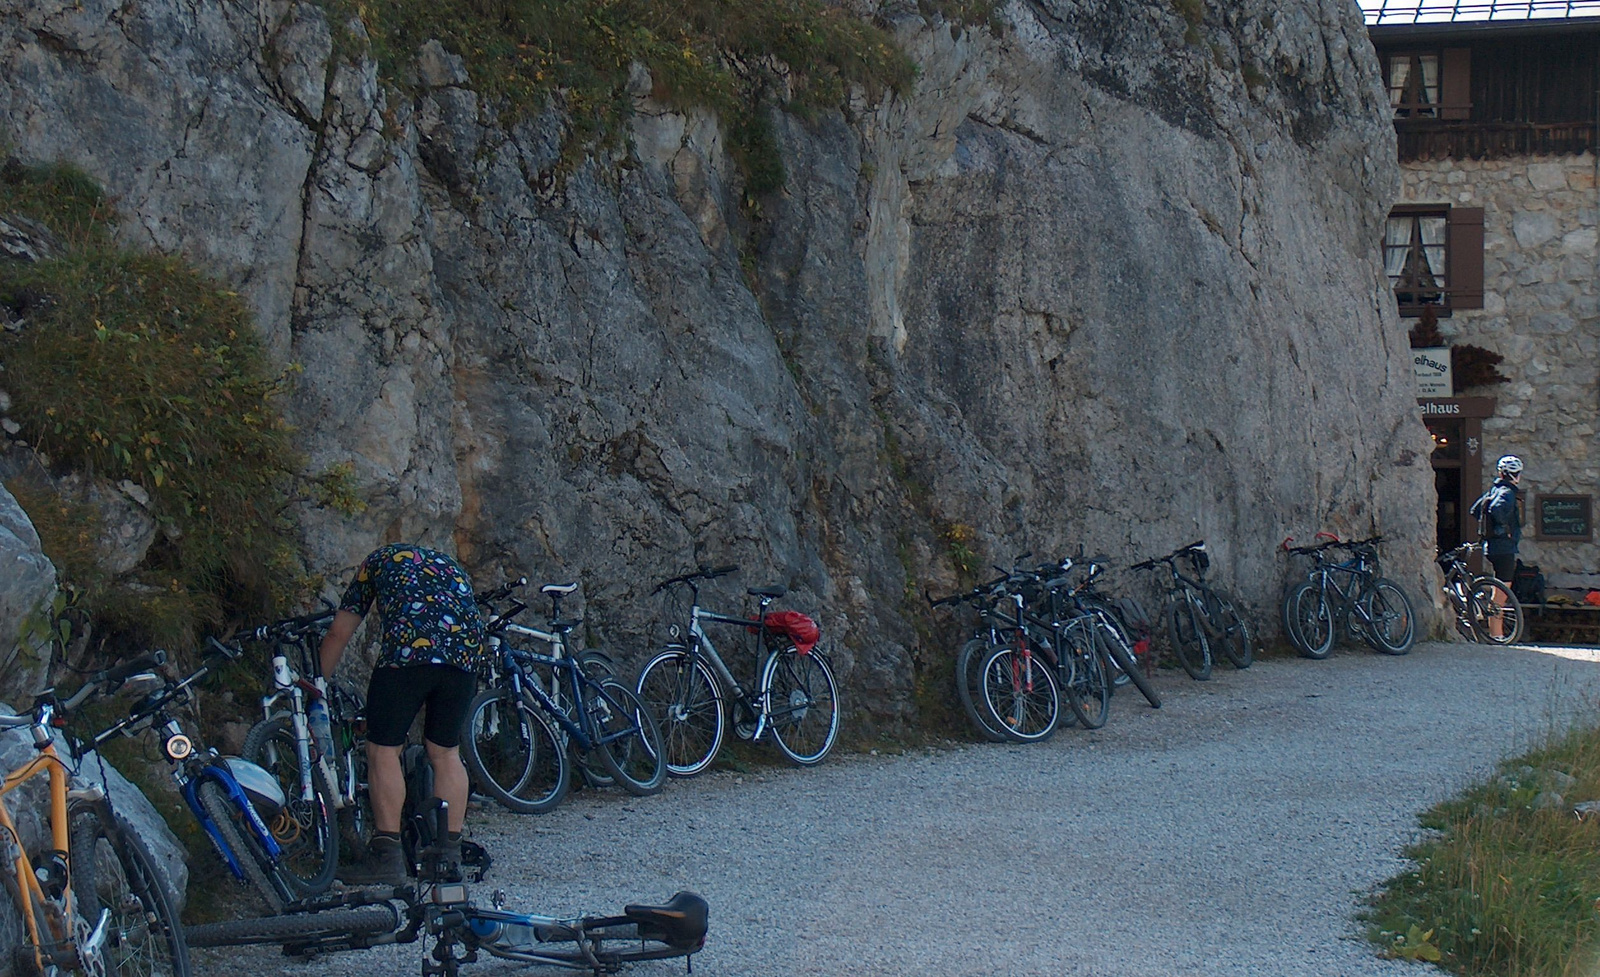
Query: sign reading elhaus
xmin=1413 ymin=346 xmax=1452 ymax=397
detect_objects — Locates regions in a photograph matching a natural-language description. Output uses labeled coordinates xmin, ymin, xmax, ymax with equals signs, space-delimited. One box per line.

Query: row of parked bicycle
xmin=16 ymin=563 xmax=837 ymax=925
xmin=929 ymin=534 xmax=1444 ymax=743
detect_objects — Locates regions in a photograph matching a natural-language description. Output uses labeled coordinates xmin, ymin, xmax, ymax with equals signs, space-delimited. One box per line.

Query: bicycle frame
xmin=494 ymin=623 xmax=630 ymax=755
xmin=0 ymin=709 xmax=95 ymax=973
xmin=682 ymin=601 xmax=778 ymax=737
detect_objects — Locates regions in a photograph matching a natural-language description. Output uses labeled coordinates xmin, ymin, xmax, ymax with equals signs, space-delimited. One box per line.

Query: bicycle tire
xmin=1095 ymin=623 xmax=1160 ymax=709
xmin=764 ymin=647 xmax=841 ymax=765
xmin=461 ymin=687 xmax=570 ymax=814
xmin=1209 ymin=591 xmax=1253 ymax=669
xmin=240 ymin=714 xmax=340 ymax=895
xmin=1164 ymin=593 xmax=1212 ymax=680
xmin=635 ymin=647 xmax=726 ymax=777
xmin=588 ymin=680 xmax=666 ymax=796
xmin=955 ymin=638 xmax=1009 ymax=742
xmin=1360 ymin=578 xmax=1416 ymax=655
xmin=976 ymin=643 xmax=1060 ymax=743
xmin=1059 ymin=629 xmax=1110 ymax=730
xmin=70 ymin=801 xmax=192 ymax=976
xmin=1470 ymin=576 xmax=1525 ymax=646
xmin=185 ymin=905 xmax=401 ymax=948
xmin=1286 ymin=582 xmax=1334 ymax=659
xmin=196 ymin=778 xmax=291 ymax=914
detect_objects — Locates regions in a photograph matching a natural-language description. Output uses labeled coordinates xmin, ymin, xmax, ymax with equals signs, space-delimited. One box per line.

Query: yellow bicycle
xmin=0 ymin=652 xmax=189 ymax=976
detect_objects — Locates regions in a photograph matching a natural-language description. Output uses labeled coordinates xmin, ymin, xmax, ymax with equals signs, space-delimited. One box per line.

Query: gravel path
xmin=193 ymin=640 xmax=1600 ymax=977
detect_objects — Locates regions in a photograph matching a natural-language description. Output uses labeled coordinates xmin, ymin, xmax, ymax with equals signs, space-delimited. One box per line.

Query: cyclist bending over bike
xmin=319 ymin=543 xmax=488 ymax=884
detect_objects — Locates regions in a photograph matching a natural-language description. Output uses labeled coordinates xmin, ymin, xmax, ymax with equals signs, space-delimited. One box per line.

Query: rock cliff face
xmin=0 ymin=0 xmax=1434 ymax=730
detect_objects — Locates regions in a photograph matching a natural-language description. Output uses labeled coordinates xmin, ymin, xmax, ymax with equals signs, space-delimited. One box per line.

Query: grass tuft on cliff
xmin=1364 ymin=722 xmax=1600 ymax=976
xmin=0 ymin=160 xmax=303 ymax=651
xmin=319 ymin=0 xmax=918 ymax=188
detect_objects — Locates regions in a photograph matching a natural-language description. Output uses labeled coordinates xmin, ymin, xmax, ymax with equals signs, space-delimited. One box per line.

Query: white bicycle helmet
xmin=1496 ymin=454 xmax=1524 ymax=476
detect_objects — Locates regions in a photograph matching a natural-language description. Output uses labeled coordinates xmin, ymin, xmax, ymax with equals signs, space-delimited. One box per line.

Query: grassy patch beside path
xmin=1366 ymin=724 xmax=1600 ymax=976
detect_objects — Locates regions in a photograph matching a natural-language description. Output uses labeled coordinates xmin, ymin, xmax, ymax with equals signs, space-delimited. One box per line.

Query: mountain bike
xmin=0 ymin=653 xmax=191 ymax=976
xmin=1281 ymin=535 xmax=1415 ymax=657
xmin=635 ymin=565 xmax=839 ymax=775
xmin=237 ymin=609 xmax=359 ymax=900
xmin=1438 ymin=541 xmax=1525 ymax=644
xmin=462 ymin=580 xmax=665 ymax=806
xmin=1131 ymin=541 xmax=1254 ymax=680
xmin=186 ymin=800 xmax=707 ymax=977
xmin=960 ymin=562 xmax=1062 ymax=742
xmin=89 ymin=636 xmax=333 ymax=913
xmin=928 ymin=573 xmax=1017 ymax=743
xmin=1060 ymin=555 xmax=1162 ymax=709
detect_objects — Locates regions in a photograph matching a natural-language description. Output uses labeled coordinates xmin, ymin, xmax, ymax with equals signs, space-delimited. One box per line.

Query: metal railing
xmin=1363 ymin=0 xmax=1600 ymax=24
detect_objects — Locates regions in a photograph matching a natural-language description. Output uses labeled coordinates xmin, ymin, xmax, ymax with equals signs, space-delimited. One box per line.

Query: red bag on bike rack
xmin=751 ymin=611 xmax=821 ymax=654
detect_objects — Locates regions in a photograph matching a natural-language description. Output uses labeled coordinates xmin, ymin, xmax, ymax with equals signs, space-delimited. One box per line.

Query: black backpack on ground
xmin=1512 ymin=560 xmax=1545 ymax=605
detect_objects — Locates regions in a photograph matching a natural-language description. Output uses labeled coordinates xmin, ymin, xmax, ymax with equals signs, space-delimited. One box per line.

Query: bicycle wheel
xmin=1059 ymin=629 xmax=1110 ymax=730
xmin=1470 ymin=576 xmax=1524 ymax=646
xmin=70 ymin=801 xmax=192 ymax=977
xmin=588 ymin=680 xmax=666 ymax=796
xmin=195 ymin=778 xmax=291 ymax=913
xmin=461 ymin=687 xmax=569 ymax=814
xmin=1208 ymin=591 xmax=1254 ymax=669
xmin=1095 ymin=622 xmax=1160 ymax=709
xmin=636 ymin=647 xmax=726 ymax=777
xmin=1164 ymin=593 xmax=1212 ymax=680
xmin=764 ymin=647 xmax=841 ymax=765
xmin=185 ymin=905 xmax=402 ymax=948
xmin=977 ymin=643 xmax=1060 ymax=743
xmin=955 ymin=638 xmax=1009 ymax=742
xmin=1360 ymin=578 xmax=1416 ymax=655
xmin=1286 ymin=582 xmax=1334 ymax=659
xmin=240 ymin=714 xmax=339 ymax=895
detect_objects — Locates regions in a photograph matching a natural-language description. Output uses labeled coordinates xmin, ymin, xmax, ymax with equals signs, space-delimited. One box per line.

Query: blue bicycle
xmin=90 ymin=638 xmax=318 ymax=913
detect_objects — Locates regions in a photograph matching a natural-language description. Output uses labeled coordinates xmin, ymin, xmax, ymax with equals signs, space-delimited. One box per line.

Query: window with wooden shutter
xmin=1385 ymin=205 xmax=1485 ymax=316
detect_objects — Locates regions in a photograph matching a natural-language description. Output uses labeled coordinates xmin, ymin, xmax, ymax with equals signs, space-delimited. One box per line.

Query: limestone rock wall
xmin=0 ymin=0 xmax=1436 ymax=731
xmin=1400 ymin=154 xmax=1600 ymax=586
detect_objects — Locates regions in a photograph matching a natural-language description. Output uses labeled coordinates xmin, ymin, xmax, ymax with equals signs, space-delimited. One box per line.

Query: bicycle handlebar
xmin=56 ymin=651 xmax=169 ymax=713
xmin=652 ymin=565 xmax=740 ymax=594
xmin=476 ymin=576 xmax=529 ymax=606
xmin=239 ymin=608 xmax=337 ymax=644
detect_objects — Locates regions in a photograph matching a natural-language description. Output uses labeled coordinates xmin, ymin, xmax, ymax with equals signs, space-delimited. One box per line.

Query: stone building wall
xmin=1401 ymin=154 xmax=1600 ymax=585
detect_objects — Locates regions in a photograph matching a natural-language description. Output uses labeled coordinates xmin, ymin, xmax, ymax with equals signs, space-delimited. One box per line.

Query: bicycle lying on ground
xmin=1130 ymin=541 xmax=1254 ymax=680
xmin=0 ymin=653 xmax=191 ymax=976
xmin=1438 ymin=541 xmax=1524 ymax=644
xmin=463 ymin=578 xmax=666 ymax=808
xmin=635 ymin=565 xmax=839 ymax=775
xmin=1280 ymin=535 xmax=1416 ymax=658
xmin=186 ymin=800 xmax=707 ymax=977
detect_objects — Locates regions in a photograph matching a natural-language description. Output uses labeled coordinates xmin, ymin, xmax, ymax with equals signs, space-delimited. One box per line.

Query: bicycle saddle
xmin=748 ymin=586 xmax=786 ymax=599
xmin=624 ymin=891 xmax=709 ymax=949
xmin=541 ymin=582 xmax=579 ymax=596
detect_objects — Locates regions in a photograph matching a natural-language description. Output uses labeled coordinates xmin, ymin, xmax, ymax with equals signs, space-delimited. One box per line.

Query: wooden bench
xmin=1524 ymin=602 xmax=1600 ymax=645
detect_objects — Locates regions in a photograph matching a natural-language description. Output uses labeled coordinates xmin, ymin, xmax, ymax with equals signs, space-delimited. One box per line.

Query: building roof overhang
xmin=1370 ymin=15 xmax=1600 ymax=42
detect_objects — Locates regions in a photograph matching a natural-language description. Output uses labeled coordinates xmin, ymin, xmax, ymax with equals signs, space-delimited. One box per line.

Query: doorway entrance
xmin=1420 ymin=397 xmax=1494 ymax=557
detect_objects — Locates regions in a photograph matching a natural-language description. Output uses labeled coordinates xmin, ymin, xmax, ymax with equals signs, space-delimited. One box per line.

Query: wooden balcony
xmin=1397 ymin=120 xmax=1599 ymax=161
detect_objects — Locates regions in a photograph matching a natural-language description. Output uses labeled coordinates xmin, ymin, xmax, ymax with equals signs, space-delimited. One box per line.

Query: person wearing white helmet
xmin=1469 ymin=455 xmax=1525 ymax=636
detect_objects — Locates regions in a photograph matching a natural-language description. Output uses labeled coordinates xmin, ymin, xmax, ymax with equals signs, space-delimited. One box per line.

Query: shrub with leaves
xmin=1 ymin=160 xmax=303 ymax=651
xmin=318 ymin=0 xmax=917 ymax=190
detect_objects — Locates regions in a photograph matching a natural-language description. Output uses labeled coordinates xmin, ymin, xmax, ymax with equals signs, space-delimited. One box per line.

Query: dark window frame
xmin=1387 ymin=204 xmax=1485 ymax=316
xmin=1386 ymin=50 xmax=1444 ymax=119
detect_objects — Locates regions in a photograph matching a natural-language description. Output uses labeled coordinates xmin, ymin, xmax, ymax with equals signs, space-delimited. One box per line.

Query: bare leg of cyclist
xmin=367 ymin=742 xmax=405 ymax=833
xmin=425 ymin=740 xmax=469 ymax=835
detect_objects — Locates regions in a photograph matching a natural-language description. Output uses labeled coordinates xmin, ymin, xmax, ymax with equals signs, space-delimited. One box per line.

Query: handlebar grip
xmin=101 ymin=651 xmax=167 ymax=687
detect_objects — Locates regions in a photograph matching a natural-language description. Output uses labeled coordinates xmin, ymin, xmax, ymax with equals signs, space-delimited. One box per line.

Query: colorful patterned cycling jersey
xmin=338 ymin=544 xmax=487 ymax=673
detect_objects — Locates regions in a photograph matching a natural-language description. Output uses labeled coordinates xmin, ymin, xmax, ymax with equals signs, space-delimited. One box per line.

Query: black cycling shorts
xmin=364 ymin=664 xmax=477 ymax=749
xmin=1488 ymin=552 xmax=1516 ymax=584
